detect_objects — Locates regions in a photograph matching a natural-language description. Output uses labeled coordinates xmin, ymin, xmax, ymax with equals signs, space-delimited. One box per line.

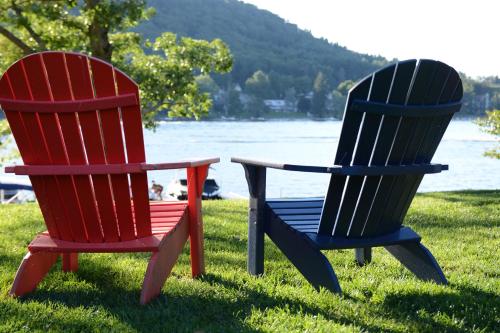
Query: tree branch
xmin=0 ymin=24 xmax=34 ymax=54
xmin=11 ymin=1 xmax=47 ymax=50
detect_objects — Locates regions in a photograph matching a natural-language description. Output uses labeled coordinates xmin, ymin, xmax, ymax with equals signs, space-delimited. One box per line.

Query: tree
xmin=195 ymin=74 xmax=220 ymax=95
xmin=0 ymin=0 xmax=233 ymax=128
xmin=245 ymin=70 xmax=271 ymax=99
xmin=311 ymin=71 xmax=328 ymax=118
xmin=337 ymin=80 xmax=356 ymax=96
xmin=297 ymin=96 xmax=311 ymax=113
xmin=227 ymin=87 xmax=244 ymax=116
xmin=476 ymin=110 xmax=500 ymax=158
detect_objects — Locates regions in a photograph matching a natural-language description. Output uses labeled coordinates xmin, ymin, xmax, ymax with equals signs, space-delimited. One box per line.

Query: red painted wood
xmin=114 ymin=68 xmax=151 ymax=238
xmin=6 ymin=159 xmax=220 ymax=175
xmin=8 ymin=57 xmax=73 ymax=241
xmin=187 ymin=166 xmax=208 ymax=277
xmin=5 ymin=163 xmax=144 ymax=175
xmin=9 ymin=252 xmax=59 ymax=297
xmin=89 ymin=58 xmax=136 ymax=241
xmin=0 ymin=94 xmax=137 ymax=112
xmin=62 ymin=253 xmax=78 ymax=272
xmin=31 ymin=52 xmax=89 ymax=242
xmin=0 ymin=72 xmax=60 ymax=238
xmin=1 ymin=52 xmax=214 ymax=304
xmin=140 ymin=215 xmax=189 ymax=304
xmin=62 ymin=53 xmax=104 ymax=242
xmin=29 ymin=234 xmax=164 ymax=253
xmin=67 ymin=56 xmax=119 ymax=242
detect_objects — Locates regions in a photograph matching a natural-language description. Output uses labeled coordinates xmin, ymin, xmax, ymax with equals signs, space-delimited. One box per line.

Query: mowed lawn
xmin=0 ymin=191 xmax=498 ymax=333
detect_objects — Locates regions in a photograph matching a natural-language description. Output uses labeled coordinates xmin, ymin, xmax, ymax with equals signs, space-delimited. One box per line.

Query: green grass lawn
xmin=0 ymin=191 xmax=498 ymax=332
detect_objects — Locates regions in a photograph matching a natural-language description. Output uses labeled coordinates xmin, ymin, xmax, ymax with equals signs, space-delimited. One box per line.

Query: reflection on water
xmin=145 ymin=120 xmax=499 ymax=198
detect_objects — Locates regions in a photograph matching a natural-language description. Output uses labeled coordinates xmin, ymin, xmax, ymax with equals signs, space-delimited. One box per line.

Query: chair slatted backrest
xmin=0 ymin=52 xmax=151 ymax=242
xmin=318 ymin=59 xmax=462 ymax=238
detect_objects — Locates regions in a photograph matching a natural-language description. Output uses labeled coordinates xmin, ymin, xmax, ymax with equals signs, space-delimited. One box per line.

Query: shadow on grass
xmin=14 ymin=271 xmax=385 ymax=333
xmin=4 ymin=261 xmax=498 ymax=332
xmin=378 ymin=284 xmax=499 ymax=332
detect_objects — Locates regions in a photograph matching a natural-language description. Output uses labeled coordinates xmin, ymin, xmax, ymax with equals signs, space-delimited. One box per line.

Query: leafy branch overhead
xmin=0 ymin=0 xmax=233 ymax=127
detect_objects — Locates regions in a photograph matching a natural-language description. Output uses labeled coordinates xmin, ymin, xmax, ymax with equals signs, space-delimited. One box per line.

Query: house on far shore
xmin=263 ymin=99 xmax=297 ymax=112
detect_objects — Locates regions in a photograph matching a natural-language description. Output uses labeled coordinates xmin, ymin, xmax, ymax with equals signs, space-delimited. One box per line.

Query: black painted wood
xmin=336 ymin=64 xmax=396 ymax=237
xmin=385 ymin=242 xmax=448 ymax=284
xmin=242 ymin=164 xmax=266 ymax=275
xmin=231 ymin=157 xmax=446 ymax=175
xmin=266 ymin=214 xmax=341 ymax=293
xmin=355 ymin=247 xmax=372 ymax=266
xmin=318 ymin=76 xmax=372 ymax=235
xmin=304 ymin=226 xmax=421 ymax=249
xmin=233 ymin=59 xmax=462 ymax=295
xmin=351 ymin=100 xmax=461 ymax=117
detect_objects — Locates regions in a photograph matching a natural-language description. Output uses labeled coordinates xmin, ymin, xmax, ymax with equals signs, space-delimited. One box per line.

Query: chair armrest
xmin=142 ymin=157 xmax=220 ymax=171
xmin=5 ymin=158 xmax=220 ymax=176
xmin=231 ymin=157 xmax=448 ymax=175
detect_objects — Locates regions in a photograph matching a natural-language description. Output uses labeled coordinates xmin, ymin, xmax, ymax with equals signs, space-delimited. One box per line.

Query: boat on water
xmin=0 ymin=175 xmax=35 ymax=204
xmin=166 ymin=178 xmax=222 ymax=200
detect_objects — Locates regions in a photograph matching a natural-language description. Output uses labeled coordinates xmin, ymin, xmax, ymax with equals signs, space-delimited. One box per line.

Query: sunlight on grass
xmin=0 ymin=191 xmax=498 ymax=332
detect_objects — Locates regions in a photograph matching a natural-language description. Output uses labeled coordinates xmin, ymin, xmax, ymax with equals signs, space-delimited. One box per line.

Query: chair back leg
xmin=355 ymin=247 xmax=372 ymax=266
xmin=385 ymin=242 xmax=447 ymax=284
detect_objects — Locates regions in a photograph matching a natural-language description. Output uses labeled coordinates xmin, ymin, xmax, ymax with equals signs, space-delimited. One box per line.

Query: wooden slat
xmin=0 ymin=94 xmax=137 ymax=112
xmin=0 ymin=69 xmax=59 ymax=238
xmin=377 ymin=60 xmax=451 ymax=234
xmin=63 ymin=53 xmax=104 ymax=242
xmin=317 ymin=76 xmax=371 ymax=235
xmin=349 ymin=60 xmax=418 ymax=237
xmin=279 ymin=214 xmax=321 ymax=221
xmin=28 ymin=233 xmax=164 ymax=253
xmin=351 ymin=100 xmax=461 ymax=117
xmin=361 ymin=60 xmax=419 ymax=236
xmin=90 ymin=57 xmax=136 ymax=241
xmin=334 ymin=64 xmax=397 ymax=237
xmin=30 ymin=52 xmax=88 ymax=242
xmin=267 ymin=201 xmax=324 ymax=209
xmin=392 ymin=69 xmax=462 ymax=225
xmin=7 ymin=58 xmax=73 ymax=241
xmin=68 ymin=55 xmax=119 ymax=242
xmin=114 ymin=69 xmax=151 ymax=238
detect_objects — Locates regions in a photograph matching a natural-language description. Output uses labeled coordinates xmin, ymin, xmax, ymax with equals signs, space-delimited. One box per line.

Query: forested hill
xmin=137 ymin=0 xmax=499 ymax=117
xmin=137 ymin=0 xmax=387 ymax=93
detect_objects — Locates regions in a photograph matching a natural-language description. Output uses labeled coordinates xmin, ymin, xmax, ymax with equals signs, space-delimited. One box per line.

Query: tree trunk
xmin=85 ymin=0 xmax=112 ymax=62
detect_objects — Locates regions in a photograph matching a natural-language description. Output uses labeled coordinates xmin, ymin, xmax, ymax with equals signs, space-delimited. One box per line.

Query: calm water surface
xmin=144 ymin=120 xmax=499 ymax=198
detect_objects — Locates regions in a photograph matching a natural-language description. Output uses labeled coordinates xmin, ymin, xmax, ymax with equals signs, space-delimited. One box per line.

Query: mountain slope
xmin=137 ymin=0 xmax=387 ymax=94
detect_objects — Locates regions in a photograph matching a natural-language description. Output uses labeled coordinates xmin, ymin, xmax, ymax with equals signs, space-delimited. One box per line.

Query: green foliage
xmin=227 ymin=87 xmax=244 ymax=116
xmin=337 ymin=80 xmax=356 ymax=96
xmin=0 ymin=0 xmax=233 ymax=128
xmin=476 ymin=109 xmax=500 ymax=158
xmin=136 ymin=0 xmax=387 ymax=98
xmin=196 ymin=74 xmax=220 ymax=95
xmin=311 ymin=72 xmax=328 ymax=117
xmin=245 ymin=70 xmax=271 ymax=99
xmin=0 ymin=192 xmax=499 ymax=332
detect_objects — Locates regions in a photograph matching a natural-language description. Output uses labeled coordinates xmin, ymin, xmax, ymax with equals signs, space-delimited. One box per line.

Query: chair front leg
xmin=187 ymin=165 xmax=209 ymax=277
xmin=242 ymin=164 xmax=267 ymax=276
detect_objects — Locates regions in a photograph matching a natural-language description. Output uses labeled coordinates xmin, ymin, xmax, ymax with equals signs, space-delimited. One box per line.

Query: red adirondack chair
xmin=0 ymin=51 xmax=218 ymax=304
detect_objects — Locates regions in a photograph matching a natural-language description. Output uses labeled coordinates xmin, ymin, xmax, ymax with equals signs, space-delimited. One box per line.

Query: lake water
xmin=144 ymin=120 xmax=499 ymax=198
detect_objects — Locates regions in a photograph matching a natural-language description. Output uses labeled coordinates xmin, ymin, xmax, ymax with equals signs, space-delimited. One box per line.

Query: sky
xmin=240 ymin=0 xmax=499 ymax=78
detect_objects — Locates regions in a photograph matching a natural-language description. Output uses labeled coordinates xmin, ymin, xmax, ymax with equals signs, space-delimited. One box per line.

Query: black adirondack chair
xmin=232 ymin=59 xmax=462 ymax=293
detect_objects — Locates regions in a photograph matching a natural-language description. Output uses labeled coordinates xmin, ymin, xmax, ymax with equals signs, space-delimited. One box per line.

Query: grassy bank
xmin=0 ymin=191 xmax=498 ymax=332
